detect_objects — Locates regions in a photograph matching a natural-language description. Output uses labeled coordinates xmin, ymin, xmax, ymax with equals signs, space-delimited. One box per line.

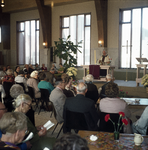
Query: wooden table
xmin=81 ymin=65 xmax=115 ymax=81
xmin=136 ymin=64 xmax=147 ymax=87
xmin=78 ymin=130 xmax=148 ymax=150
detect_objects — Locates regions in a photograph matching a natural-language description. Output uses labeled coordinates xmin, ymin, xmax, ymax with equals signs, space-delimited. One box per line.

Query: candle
xmin=94 ymin=50 xmax=96 ymax=64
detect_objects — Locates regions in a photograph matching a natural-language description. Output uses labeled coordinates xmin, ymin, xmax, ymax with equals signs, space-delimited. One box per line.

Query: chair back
xmin=15 ymin=82 xmax=25 ymax=92
xmin=27 ymin=86 xmax=34 ymax=99
xmin=98 ymin=112 xmax=124 ymax=133
xmin=3 ymin=82 xmax=13 ymax=99
xmin=64 ymin=109 xmax=88 ymax=131
xmin=40 ymin=89 xmax=50 ymax=101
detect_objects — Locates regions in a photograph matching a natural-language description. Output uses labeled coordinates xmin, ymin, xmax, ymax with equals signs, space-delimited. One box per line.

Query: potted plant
xmin=141 ymin=74 xmax=148 ymax=93
xmin=54 ymin=35 xmax=82 ymax=70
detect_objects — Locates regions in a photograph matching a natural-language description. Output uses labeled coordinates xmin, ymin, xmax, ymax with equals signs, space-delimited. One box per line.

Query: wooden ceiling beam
xmin=36 ymin=0 xmax=52 ymax=48
xmin=94 ymin=0 xmax=108 ymax=47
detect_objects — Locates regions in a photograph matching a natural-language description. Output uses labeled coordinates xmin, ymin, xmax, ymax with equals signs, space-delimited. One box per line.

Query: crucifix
xmin=122 ymin=40 xmax=132 ymax=82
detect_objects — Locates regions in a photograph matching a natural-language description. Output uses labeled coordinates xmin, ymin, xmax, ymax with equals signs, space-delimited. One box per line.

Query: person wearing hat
xmin=15 ymin=70 xmax=28 ymax=92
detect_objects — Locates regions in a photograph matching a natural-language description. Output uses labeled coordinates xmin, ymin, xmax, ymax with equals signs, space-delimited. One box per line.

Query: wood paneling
xmin=36 ymin=0 xmax=52 ymax=48
xmin=94 ymin=0 xmax=108 ymax=47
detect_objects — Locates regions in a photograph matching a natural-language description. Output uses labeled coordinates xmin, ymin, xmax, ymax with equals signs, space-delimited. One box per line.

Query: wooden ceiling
xmin=2 ymin=0 xmax=93 ymax=13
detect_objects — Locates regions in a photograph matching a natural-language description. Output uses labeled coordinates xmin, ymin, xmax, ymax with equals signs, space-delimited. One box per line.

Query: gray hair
xmin=30 ymin=71 xmax=38 ymax=78
xmin=85 ymin=74 xmax=94 ymax=82
xmin=76 ymin=82 xmax=87 ymax=93
xmin=6 ymin=69 xmax=13 ymax=75
xmin=106 ymin=74 xmax=112 ymax=80
xmin=13 ymin=94 xmax=32 ymax=108
xmin=10 ymin=84 xmax=24 ymax=99
xmin=0 ymin=112 xmax=27 ymax=134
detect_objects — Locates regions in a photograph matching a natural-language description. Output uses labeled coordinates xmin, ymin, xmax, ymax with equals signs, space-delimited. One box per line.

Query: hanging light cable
xmin=1 ymin=0 xmax=5 ymax=7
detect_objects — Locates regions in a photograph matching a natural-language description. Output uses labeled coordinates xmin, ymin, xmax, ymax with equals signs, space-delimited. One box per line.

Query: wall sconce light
xmin=51 ymin=1 xmax=54 ymax=7
xmin=43 ymin=42 xmax=47 ymax=48
xmin=1 ymin=0 xmax=5 ymax=7
xmin=98 ymin=40 xmax=102 ymax=47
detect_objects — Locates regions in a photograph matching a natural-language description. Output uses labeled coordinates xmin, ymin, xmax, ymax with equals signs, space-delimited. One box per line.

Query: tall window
xmin=61 ymin=14 xmax=91 ymax=66
xmin=17 ymin=20 xmax=39 ymax=65
xmin=120 ymin=7 xmax=148 ymax=68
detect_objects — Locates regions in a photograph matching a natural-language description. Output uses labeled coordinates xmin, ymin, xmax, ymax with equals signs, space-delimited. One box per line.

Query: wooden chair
xmin=98 ymin=112 xmax=124 ymax=133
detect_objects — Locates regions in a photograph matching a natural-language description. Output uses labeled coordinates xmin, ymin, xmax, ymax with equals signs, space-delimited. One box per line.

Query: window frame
xmin=60 ymin=13 xmax=91 ymax=66
xmin=17 ymin=19 xmax=39 ymax=65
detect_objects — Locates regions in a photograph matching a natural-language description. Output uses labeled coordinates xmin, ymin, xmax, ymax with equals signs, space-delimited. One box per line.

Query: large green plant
xmin=54 ymin=35 xmax=82 ymax=69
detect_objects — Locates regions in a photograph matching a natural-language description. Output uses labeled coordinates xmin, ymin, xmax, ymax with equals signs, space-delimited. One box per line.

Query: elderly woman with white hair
xmin=84 ymin=74 xmax=99 ymax=103
xmin=0 ymin=112 xmax=27 ymax=149
xmin=2 ymin=69 xmax=14 ymax=83
xmin=27 ymin=70 xmax=41 ymax=98
xmin=13 ymin=94 xmax=56 ymax=150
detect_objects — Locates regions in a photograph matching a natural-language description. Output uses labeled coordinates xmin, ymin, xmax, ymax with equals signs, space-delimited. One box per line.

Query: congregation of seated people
xmin=1 ymin=64 xmax=148 ymax=149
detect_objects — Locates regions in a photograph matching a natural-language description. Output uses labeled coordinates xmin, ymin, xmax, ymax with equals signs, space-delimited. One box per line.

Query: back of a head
xmin=10 ymin=84 xmax=24 ymax=99
xmin=105 ymin=82 xmax=119 ymax=98
xmin=76 ymin=82 xmax=87 ymax=94
xmin=61 ymin=73 xmax=71 ymax=84
xmin=0 ymin=112 xmax=27 ymax=134
xmin=13 ymin=94 xmax=32 ymax=108
xmin=38 ymin=72 xmax=46 ymax=81
xmin=18 ymin=70 xmax=24 ymax=75
xmin=85 ymin=74 xmax=94 ymax=83
xmin=30 ymin=70 xmax=38 ymax=78
xmin=6 ymin=69 xmax=13 ymax=75
xmin=53 ymin=133 xmax=89 ymax=150
xmin=106 ymin=74 xmax=112 ymax=80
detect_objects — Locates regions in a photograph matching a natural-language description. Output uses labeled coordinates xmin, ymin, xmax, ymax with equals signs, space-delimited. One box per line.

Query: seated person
xmin=27 ymin=71 xmax=41 ymax=98
xmin=85 ymin=74 xmax=99 ymax=103
xmin=0 ymin=112 xmax=27 ymax=150
xmin=63 ymin=82 xmax=99 ymax=133
xmin=14 ymin=66 xmax=20 ymax=77
xmin=98 ymin=50 xmax=110 ymax=65
xmin=3 ymin=69 xmax=14 ymax=83
xmin=50 ymin=81 xmax=68 ymax=123
xmin=99 ymin=82 xmax=132 ymax=133
xmin=35 ymin=63 xmax=41 ymax=71
xmin=132 ymin=106 xmax=148 ymax=135
xmin=15 ymin=70 xmax=28 ymax=92
xmin=38 ymin=72 xmax=54 ymax=95
xmin=0 ymin=84 xmax=6 ymax=103
xmin=41 ymin=63 xmax=47 ymax=71
xmin=53 ymin=133 xmax=89 ymax=150
xmin=29 ymin=64 xmax=34 ymax=73
xmin=6 ymin=65 xmax=10 ymax=70
xmin=13 ymin=94 xmax=56 ymax=150
xmin=54 ymin=63 xmax=65 ymax=80
xmin=0 ymin=66 xmax=7 ymax=78
xmin=50 ymin=63 xmax=57 ymax=74
xmin=61 ymin=73 xmax=75 ymax=97
xmin=99 ymin=74 xmax=113 ymax=98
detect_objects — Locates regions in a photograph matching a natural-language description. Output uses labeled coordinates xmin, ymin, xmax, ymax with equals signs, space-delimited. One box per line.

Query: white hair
xmin=30 ymin=71 xmax=38 ymax=78
xmin=13 ymin=94 xmax=32 ymax=108
xmin=106 ymin=74 xmax=112 ymax=80
xmin=6 ymin=69 xmax=13 ymax=75
xmin=85 ymin=74 xmax=94 ymax=82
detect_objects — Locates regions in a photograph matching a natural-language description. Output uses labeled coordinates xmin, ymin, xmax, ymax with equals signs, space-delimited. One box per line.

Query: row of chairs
xmin=2 ymin=82 xmax=51 ymax=115
xmin=50 ymin=103 xmax=124 ymax=138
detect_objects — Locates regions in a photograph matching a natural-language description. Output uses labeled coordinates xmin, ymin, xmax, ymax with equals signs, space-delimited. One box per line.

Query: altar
xmin=81 ymin=65 xmax=115 ymax=81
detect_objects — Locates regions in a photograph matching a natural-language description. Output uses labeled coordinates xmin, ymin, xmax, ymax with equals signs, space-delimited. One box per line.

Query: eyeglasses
xmin=24 ymin=102 xmax=32 ymax=108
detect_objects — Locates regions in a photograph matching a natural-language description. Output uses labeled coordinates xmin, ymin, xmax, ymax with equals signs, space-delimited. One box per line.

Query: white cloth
xmin=98 ymin=55 xmax=110 ymax=63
